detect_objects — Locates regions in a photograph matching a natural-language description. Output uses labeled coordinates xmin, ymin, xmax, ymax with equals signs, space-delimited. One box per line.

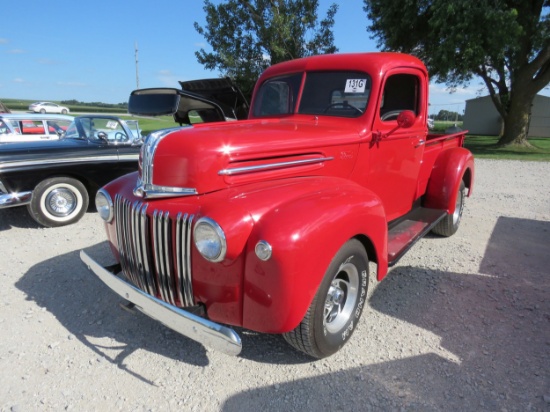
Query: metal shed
xmin=463 ymin=94 xmax=550 ymax=137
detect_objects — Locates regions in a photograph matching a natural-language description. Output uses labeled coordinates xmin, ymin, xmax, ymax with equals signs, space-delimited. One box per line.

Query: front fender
xmin=423 ymin=147 xmax=474 ymax=213
xmin=241 ymin=178 xmax=388 ymax=334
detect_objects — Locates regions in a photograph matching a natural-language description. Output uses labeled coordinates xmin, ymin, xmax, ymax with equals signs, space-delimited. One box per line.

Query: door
xmin=366 ymin=69 xmax=428 ymax=221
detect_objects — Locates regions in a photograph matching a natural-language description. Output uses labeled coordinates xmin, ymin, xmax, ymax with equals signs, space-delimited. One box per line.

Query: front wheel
xmin=27 ymin=177 xmax=89 ymax=227
xmin=431 ymin=180 xmax=466 ymax=237
xmin=283 ymin=239 xmax=369 ymax=358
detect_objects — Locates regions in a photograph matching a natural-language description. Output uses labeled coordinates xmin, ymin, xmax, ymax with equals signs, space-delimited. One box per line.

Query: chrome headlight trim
xmin=95 ymin=188 xmax=114 ymax=223
xmin=193 ymin=217 xmax=227 ymax=262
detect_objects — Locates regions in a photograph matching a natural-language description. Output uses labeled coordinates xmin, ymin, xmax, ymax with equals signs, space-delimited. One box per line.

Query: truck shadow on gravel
xmin=222 ymin=217 xmax=550 ymax=410
xmin=14 ymin=243 xmax=311 ymax=385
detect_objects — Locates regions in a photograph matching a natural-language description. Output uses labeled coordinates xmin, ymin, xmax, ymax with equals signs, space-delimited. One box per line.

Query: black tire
xmin=283 ymin=239 xmax=369 ymax=358
xmin=27 ymin=177 xmax=89 ymax=227
xmin=40 ymin=108 xmax=46 ymax=114
xmin=61 ymin=109 xmax=68 ymax=114
xmin=432 ymin=180 xmax=466 ymax=237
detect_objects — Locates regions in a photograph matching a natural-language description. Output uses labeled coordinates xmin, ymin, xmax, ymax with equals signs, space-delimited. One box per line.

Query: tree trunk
xmin=497 ymin=91 xmax=534 ymax=147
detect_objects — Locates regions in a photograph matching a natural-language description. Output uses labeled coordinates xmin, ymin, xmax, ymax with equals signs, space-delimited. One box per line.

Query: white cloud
xmin=156 ymin=69 xmax=179 ymax=87
xmin=37 ymin=58 xmax=59 ymax=65
xmin=13 ymin=78 xmax=24 ymax=83
xmin=0 ymin=38 xmax=8 ymax=44
xmin=56 ymin=81 xmax=87 ymax=87
xmin=7 ymin=49 xmax=25 ymax=54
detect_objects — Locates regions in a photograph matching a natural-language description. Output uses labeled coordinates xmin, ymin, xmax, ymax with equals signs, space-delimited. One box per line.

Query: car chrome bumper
xmin=80 ymin=250 xmax=242 ymax=356
xmin=0 ymin=191 xmax=32 ymax=208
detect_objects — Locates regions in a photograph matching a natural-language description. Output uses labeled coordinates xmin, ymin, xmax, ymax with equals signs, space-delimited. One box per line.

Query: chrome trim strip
xmin=218 ymin=156 xmax=334 ymax=176
xmin=0 ymin=191 xmax=33 ymax=208
xmin=141 ymin=128 xmax=184 ymax=189
xmin=0 ymin=156 xmax=120 ymax=172
xmin=118 ymin=154 xmax=140 ymax=161
xmin=80 ymin=250 xmax=242 ymax=356
xmin=134 ymin=181 xmax=198 ymax=199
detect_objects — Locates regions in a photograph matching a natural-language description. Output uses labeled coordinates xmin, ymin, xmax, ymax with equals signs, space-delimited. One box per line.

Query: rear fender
xmin=423 ymin=147 xmax=474 ymax=213
xmin=242 ymin=181 xmax=388 ymax=334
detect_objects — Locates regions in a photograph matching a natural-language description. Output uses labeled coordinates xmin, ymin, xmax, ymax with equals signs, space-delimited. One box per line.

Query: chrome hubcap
xmin=45 ymin=188 xmax=77 ymax=217
xmin=324 ymin=262 xmax=359 ymax=333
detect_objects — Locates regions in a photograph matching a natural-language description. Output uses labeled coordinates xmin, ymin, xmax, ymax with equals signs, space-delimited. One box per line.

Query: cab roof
xmin=258 ymin=52 xmax=428 ymax=82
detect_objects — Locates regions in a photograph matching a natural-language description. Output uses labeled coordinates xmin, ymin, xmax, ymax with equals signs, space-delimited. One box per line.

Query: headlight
xmin=95 ymin=189 xmax=113 ymax=222
xmin=193 ymin=217 xmax=227 ymax=262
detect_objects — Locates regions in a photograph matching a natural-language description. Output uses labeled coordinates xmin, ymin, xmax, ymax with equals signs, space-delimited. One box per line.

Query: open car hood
xmin=128 ymin=78 xmax=249 ymax=124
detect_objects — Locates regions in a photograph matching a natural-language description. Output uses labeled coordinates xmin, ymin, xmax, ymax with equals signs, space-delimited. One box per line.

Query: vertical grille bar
xmin=114 ymin=196 xmax=193 ymax=308
xmin=175 ymin=213 xmax=195 ymax=307
xmin=139 ymin=204 xmax=157 ymax=297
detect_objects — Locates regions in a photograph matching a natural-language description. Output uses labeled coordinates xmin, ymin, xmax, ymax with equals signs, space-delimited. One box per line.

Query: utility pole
xmin=134 ymin=42 xmax=140 ymax=89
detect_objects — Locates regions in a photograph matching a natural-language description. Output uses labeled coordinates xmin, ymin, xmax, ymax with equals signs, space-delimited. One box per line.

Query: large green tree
xmin=194 ymin=0 xmax=338 ymax=98
xmin=364 ymin=0 xmax=550 ymax=146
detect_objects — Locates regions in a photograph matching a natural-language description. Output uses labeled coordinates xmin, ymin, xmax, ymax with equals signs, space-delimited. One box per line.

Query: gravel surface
xmin=1 ymin=158 xmax=549 ymax=411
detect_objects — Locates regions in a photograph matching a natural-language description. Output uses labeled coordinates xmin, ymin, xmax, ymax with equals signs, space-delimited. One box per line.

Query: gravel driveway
xmin=1 ymin=158 xmax=549 ymax=411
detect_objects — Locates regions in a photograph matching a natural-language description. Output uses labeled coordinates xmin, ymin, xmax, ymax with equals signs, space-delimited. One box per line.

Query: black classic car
xmin=0 ymin=115 xmax=141 ymax=227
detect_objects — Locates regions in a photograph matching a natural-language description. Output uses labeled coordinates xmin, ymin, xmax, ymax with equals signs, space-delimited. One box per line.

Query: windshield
xmin=253 ymin=71 xmax=371 ymax=118
xmin=64 ymin=117 xmax=133 ymax=142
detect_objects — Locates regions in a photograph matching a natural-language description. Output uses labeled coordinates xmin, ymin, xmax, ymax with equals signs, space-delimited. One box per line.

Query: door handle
xmin=415 ymin=139 xmax=425 ymax=148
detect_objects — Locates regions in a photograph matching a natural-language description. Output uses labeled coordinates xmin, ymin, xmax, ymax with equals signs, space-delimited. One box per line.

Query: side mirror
xmin=396 ymin=110 xmax=416 ymax=129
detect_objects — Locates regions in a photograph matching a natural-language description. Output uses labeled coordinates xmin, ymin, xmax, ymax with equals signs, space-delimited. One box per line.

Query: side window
xmin=46 ymin=119 xmax=71 ymax=135
xmin=0 ymin=120 xmax=9 ymax=134
xmin=380 ymin=74 xmax=420 ymax=122
xmin=20 ymin=120 xmax=45 ymax=134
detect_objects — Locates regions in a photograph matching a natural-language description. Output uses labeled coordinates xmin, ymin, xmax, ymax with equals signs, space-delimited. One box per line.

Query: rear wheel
xmin=432 ymin=180 xmax=466 ymax=237
xmin=27 ymin=177 xmax=89 ymax=227
xmin=283 ymin=239 xmax=369 ymax=358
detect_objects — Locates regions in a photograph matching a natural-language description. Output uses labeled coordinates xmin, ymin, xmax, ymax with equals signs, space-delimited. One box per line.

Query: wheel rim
xmin=452 ymin=187 xmax=465 ymax=225
xmin=45 ymin=188 xmax=78 ymax=217
xmin=324 ymin=262 xmax=360 ymax=333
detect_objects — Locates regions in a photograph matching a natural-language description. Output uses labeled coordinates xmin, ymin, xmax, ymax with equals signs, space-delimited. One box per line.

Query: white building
xmin=463 ymin=94 xmax=550 ymax=137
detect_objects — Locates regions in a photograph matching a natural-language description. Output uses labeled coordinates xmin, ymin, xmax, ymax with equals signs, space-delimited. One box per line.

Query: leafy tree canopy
xmin=364 ymin=0 xmax=550 ymax=145
xmin=195 ymin=0 xmax=338 ymax=97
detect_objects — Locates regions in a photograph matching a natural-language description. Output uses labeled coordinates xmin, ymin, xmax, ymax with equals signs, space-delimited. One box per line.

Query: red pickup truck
xmin=81 ymin=52 xmax=474 ymax=358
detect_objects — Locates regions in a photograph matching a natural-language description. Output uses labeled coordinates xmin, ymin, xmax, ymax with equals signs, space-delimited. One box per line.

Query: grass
xmin=118 ymin=115 xmax=177 ymax=136
xmin=465 ymin=135 xmax=550 ymax=161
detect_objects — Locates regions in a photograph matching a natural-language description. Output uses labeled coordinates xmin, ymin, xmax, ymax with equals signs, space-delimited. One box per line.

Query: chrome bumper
xmin=0 ymin=191 xmax=32 ymax=208
xmin=80 ymin=250 xmax=242 ymax=356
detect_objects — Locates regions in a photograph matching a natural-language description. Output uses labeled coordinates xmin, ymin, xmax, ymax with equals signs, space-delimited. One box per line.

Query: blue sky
xmin=1 ymin=0 xmax=540 ymax=115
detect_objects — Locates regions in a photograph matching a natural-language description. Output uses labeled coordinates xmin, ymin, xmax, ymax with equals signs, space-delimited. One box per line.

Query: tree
xmin=363 ymin=0 xmax=550 ymax=146
xmin=194 ymin=0 xmax=338 ymax=98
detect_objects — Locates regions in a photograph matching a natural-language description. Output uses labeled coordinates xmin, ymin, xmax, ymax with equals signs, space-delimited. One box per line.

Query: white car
xmin=28 ymin=102 xmax=70 ymax=114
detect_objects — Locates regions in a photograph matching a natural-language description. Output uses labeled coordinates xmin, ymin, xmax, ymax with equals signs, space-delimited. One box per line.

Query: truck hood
xmin=137 ymin=117 xmax=363 ymax=198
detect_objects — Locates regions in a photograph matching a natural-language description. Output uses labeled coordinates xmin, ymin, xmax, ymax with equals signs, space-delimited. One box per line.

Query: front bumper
xmin=0 ymin=191 xmax=32 ymax=208
xmin=80 ymin=250 xmax=242 ymax=356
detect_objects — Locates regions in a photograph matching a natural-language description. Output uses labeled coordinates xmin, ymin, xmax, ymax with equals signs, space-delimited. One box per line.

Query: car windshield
xmin=253 ymin=71 xmax=372 ymax=118
xmin=63 ymin=117 xmax=131 ymax=142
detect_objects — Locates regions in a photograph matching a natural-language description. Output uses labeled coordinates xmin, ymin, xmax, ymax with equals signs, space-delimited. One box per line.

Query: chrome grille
xmin=114 ymin=195 xmax=195 ymax=307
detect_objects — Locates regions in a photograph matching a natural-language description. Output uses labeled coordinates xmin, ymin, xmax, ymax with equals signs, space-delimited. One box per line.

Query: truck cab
xmin=81 ymin=52 xmax=474 ymax=358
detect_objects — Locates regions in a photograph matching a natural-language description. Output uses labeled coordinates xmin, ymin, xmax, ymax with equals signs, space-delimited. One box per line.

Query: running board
xmin=387 ymin=208 xmax=446 ymax=266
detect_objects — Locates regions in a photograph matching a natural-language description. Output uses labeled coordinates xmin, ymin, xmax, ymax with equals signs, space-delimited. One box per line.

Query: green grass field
xmin=464 ymin=135 xmax=550 ymax=161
